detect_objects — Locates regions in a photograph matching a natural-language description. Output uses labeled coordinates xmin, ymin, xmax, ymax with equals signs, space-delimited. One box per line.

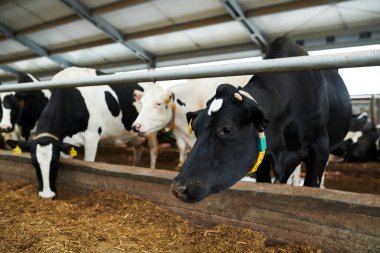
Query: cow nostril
xmin=170 ymin=180 xmax=188 ymax=198
xmin=132 ymin=124 xmax=141 ymax=132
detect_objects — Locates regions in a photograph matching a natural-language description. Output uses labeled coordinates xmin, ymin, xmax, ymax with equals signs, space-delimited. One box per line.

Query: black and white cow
xmin=331 ymin=112 xmax=380 ymax=162
xmin=171 ymin=37 xmax=352 ymax=202
xmin=0 ymin=73 xmax=50 ymax=140
xmin=7 ymin=67 xmax=152 ymax=198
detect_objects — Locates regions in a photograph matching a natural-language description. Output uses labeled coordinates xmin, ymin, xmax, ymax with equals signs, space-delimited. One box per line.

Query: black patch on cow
xmin=36 ymin=88 xmax=89 ymax=138
xmin=283 ymin=121 xmax=302 ymax=151
xmin=98 ymin=127 xmax=102 ymax=136
xmin=265 ymin=37 xmax=308 ymax=59
xmin=176 ymin=98 xmax=186 ymax=107
xmin=105 ymin=91 xmax=120 ymax=117
xmin=109 ymin=84 xmax=144 ymax=131
xmin=17 ymin=73 xmax=35 ymax=83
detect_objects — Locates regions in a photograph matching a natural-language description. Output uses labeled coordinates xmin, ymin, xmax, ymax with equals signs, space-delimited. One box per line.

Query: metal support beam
xmin=0 ymin=50 xmax=379 ymax=92
xmin=0 ymin=65 xmax=23 ymax=78
xmin=60 ymin=0 xmax=155 ymax=67
xmin=0 ymin=23 xmax=72 ymax=68
xmin=221 ymin=0 xmax=267 ymax=48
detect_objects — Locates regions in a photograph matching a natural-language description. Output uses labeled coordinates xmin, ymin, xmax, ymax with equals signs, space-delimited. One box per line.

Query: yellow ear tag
xmin=188 ymin=118 xmax=193 ymax=134
xmin=13 ymin=145 xmax=22 ymax=155
xmin=69 ymin=147 xmax=77 ymax=158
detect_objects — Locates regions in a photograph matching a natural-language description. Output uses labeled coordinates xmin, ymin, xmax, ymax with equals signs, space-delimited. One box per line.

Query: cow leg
xmin=175 ymin=135 xmax=187 ymax=171
xmin=84 ymin=135 xmax=100 ymax=161
xmin=147 ymin=132 xmax=159 ymax=169
xmin=304 ymin=145 xmax=329 ymax=187
xmin=287 ymin=164 xmax=302 ymax=186
xmin=132 ymin=144 xmax=143 ymax=166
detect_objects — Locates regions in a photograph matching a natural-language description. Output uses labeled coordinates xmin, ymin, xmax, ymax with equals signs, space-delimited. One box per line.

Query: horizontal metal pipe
xmin=1 ymin=50 xmax=379 ymax=93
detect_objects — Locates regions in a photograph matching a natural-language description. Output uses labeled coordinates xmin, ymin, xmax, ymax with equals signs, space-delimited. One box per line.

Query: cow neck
xmin=237 ymin=89 xmax=267 ymax=174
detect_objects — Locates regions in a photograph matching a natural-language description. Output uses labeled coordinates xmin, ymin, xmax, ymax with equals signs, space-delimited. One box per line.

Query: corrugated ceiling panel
xmin=252 ymin=5 xmax=333 ymax=37
xmin=184 ymin=21 xmax=251 ymax=48
xmin=15 ymin=0 xmax=73 ymax=22
xmin=57 ymin=49 xmax=107 ymax=66
xmin=337 ymin=1 xmax=380 ymax=28
xmin=8 ymin=57 xmax=59 ymax=72
xmin=25 ymin=20 xmax=104 ymax=47
xmin=55 ymin=43 xmax=136 ymax=66
xmin=101 ymin=2 xmax=172 ymax=33
xmin=0 ymin=1 xmax=41 ymax=30
xmin=338 ymin=0 xmax=380 ymax=13
xmin=151 ymin=0 xmax=225 ymax=24
xmin=87 ymin=43 xmax=135 ymax=61
xmin=288 ymin=6 xmax=344 ymax=35
xmin=133 ymin=32 xmax=198 ymax=55
xmin=0 ymin=39 xmax=30 ymax=56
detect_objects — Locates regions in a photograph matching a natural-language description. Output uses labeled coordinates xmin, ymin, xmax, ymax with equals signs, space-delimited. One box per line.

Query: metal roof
xmin=0 ymin=0 xmax=379 ymax=82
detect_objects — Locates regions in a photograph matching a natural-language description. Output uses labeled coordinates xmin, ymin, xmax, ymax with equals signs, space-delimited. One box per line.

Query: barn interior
xmin=0 ymin=0 xmax=379 ymax=252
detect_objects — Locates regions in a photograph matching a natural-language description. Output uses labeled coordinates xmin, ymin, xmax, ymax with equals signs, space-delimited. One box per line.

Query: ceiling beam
xmin=60 ymin=0 xmax=155 ymax=67
xmin=0 ymin=22 xmax=73 ymax=68
xmin=246 ymin=0 xmax=348 ymax=17
xmin=221 ymin=0 xmax=267 ymax=48
xmin=0 ymin=65 xmax=24 ymax=77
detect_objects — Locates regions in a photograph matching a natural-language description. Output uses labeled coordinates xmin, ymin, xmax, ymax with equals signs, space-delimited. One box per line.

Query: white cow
xmin=132 ymin=76 xmax=252 ymax=169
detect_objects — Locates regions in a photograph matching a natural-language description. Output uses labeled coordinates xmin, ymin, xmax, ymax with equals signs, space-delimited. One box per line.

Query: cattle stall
xmin=0 ymin=151 xmax=379 ymax=253
xmin=0 ymin=49 xmax=380 ymax=253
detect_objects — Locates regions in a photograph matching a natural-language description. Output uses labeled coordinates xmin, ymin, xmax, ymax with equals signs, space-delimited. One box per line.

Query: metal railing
xmin=0 ymin=49 xmax=379 ymax=93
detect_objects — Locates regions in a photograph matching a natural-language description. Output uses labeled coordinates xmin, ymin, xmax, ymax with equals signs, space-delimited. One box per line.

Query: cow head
xmin=0 ymin=74 xmax=40 ymax=133
xmin=171 ymin=84 xmax=268 ymax=202
xmin=132 ymin=86 xmax=175 ymax=136
xmin=0 ymin=92 xmax=22 ymax=132
xmin=7 ymin=136 xmax=77 ymax=199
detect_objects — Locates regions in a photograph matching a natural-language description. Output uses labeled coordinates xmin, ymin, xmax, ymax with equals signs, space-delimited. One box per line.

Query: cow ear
xmin=244 ymin=102 xmax=268 ymax=132
xmin=6 ymin=140 xmax=32 ymax=152
xmin=60 ymin=142 xmax=78 ymax=155
xmin=186 ymin=109 xmax=203 ymax=125
xmin=133 ymin=90 xmax=144 ymax=102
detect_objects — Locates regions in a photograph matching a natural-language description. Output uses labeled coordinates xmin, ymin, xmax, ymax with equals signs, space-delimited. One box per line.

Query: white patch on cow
xmin=0 ymin=92 xmax=15 ymax=129
xmin=41 ymin=89 xmax=51 ymax=99
xmin=344 ymin=131 xmax=363 ymax=143
xmin=208 ymin=98 xmax=223 ymax=116
xmin=238 ymin=90 xmax=257 ymax=103
xmin=36 ymin=143 xmax=56 ymax=198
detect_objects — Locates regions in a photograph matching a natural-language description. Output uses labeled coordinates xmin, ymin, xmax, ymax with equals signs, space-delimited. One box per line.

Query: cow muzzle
xmin=171 ymin=179 xmax=189 ymax=200
xmin=132 ymin=123 xmax=147 ymax=137
xmin=170 ymin=178 xmax=208 ymax=203
xmin=0 ymin=123 xmax=13 ymax=133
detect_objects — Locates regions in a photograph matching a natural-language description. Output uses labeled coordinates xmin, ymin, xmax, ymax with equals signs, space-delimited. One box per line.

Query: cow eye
xmin=218 ymin=126 xmax=233 ymax=137
xmin=223 ymin=126 xmax=233 ymax=135
xmin=156 ymin=102 xmax=162 ymax=107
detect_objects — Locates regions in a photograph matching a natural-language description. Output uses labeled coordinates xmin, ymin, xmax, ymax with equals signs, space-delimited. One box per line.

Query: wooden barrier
xmin=0 ymin=151 xmax=379 ymax=253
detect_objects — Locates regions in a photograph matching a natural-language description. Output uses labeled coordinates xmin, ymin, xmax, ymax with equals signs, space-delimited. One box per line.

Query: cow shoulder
xmin=38 ymin=89 xmax=89 ymax=138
